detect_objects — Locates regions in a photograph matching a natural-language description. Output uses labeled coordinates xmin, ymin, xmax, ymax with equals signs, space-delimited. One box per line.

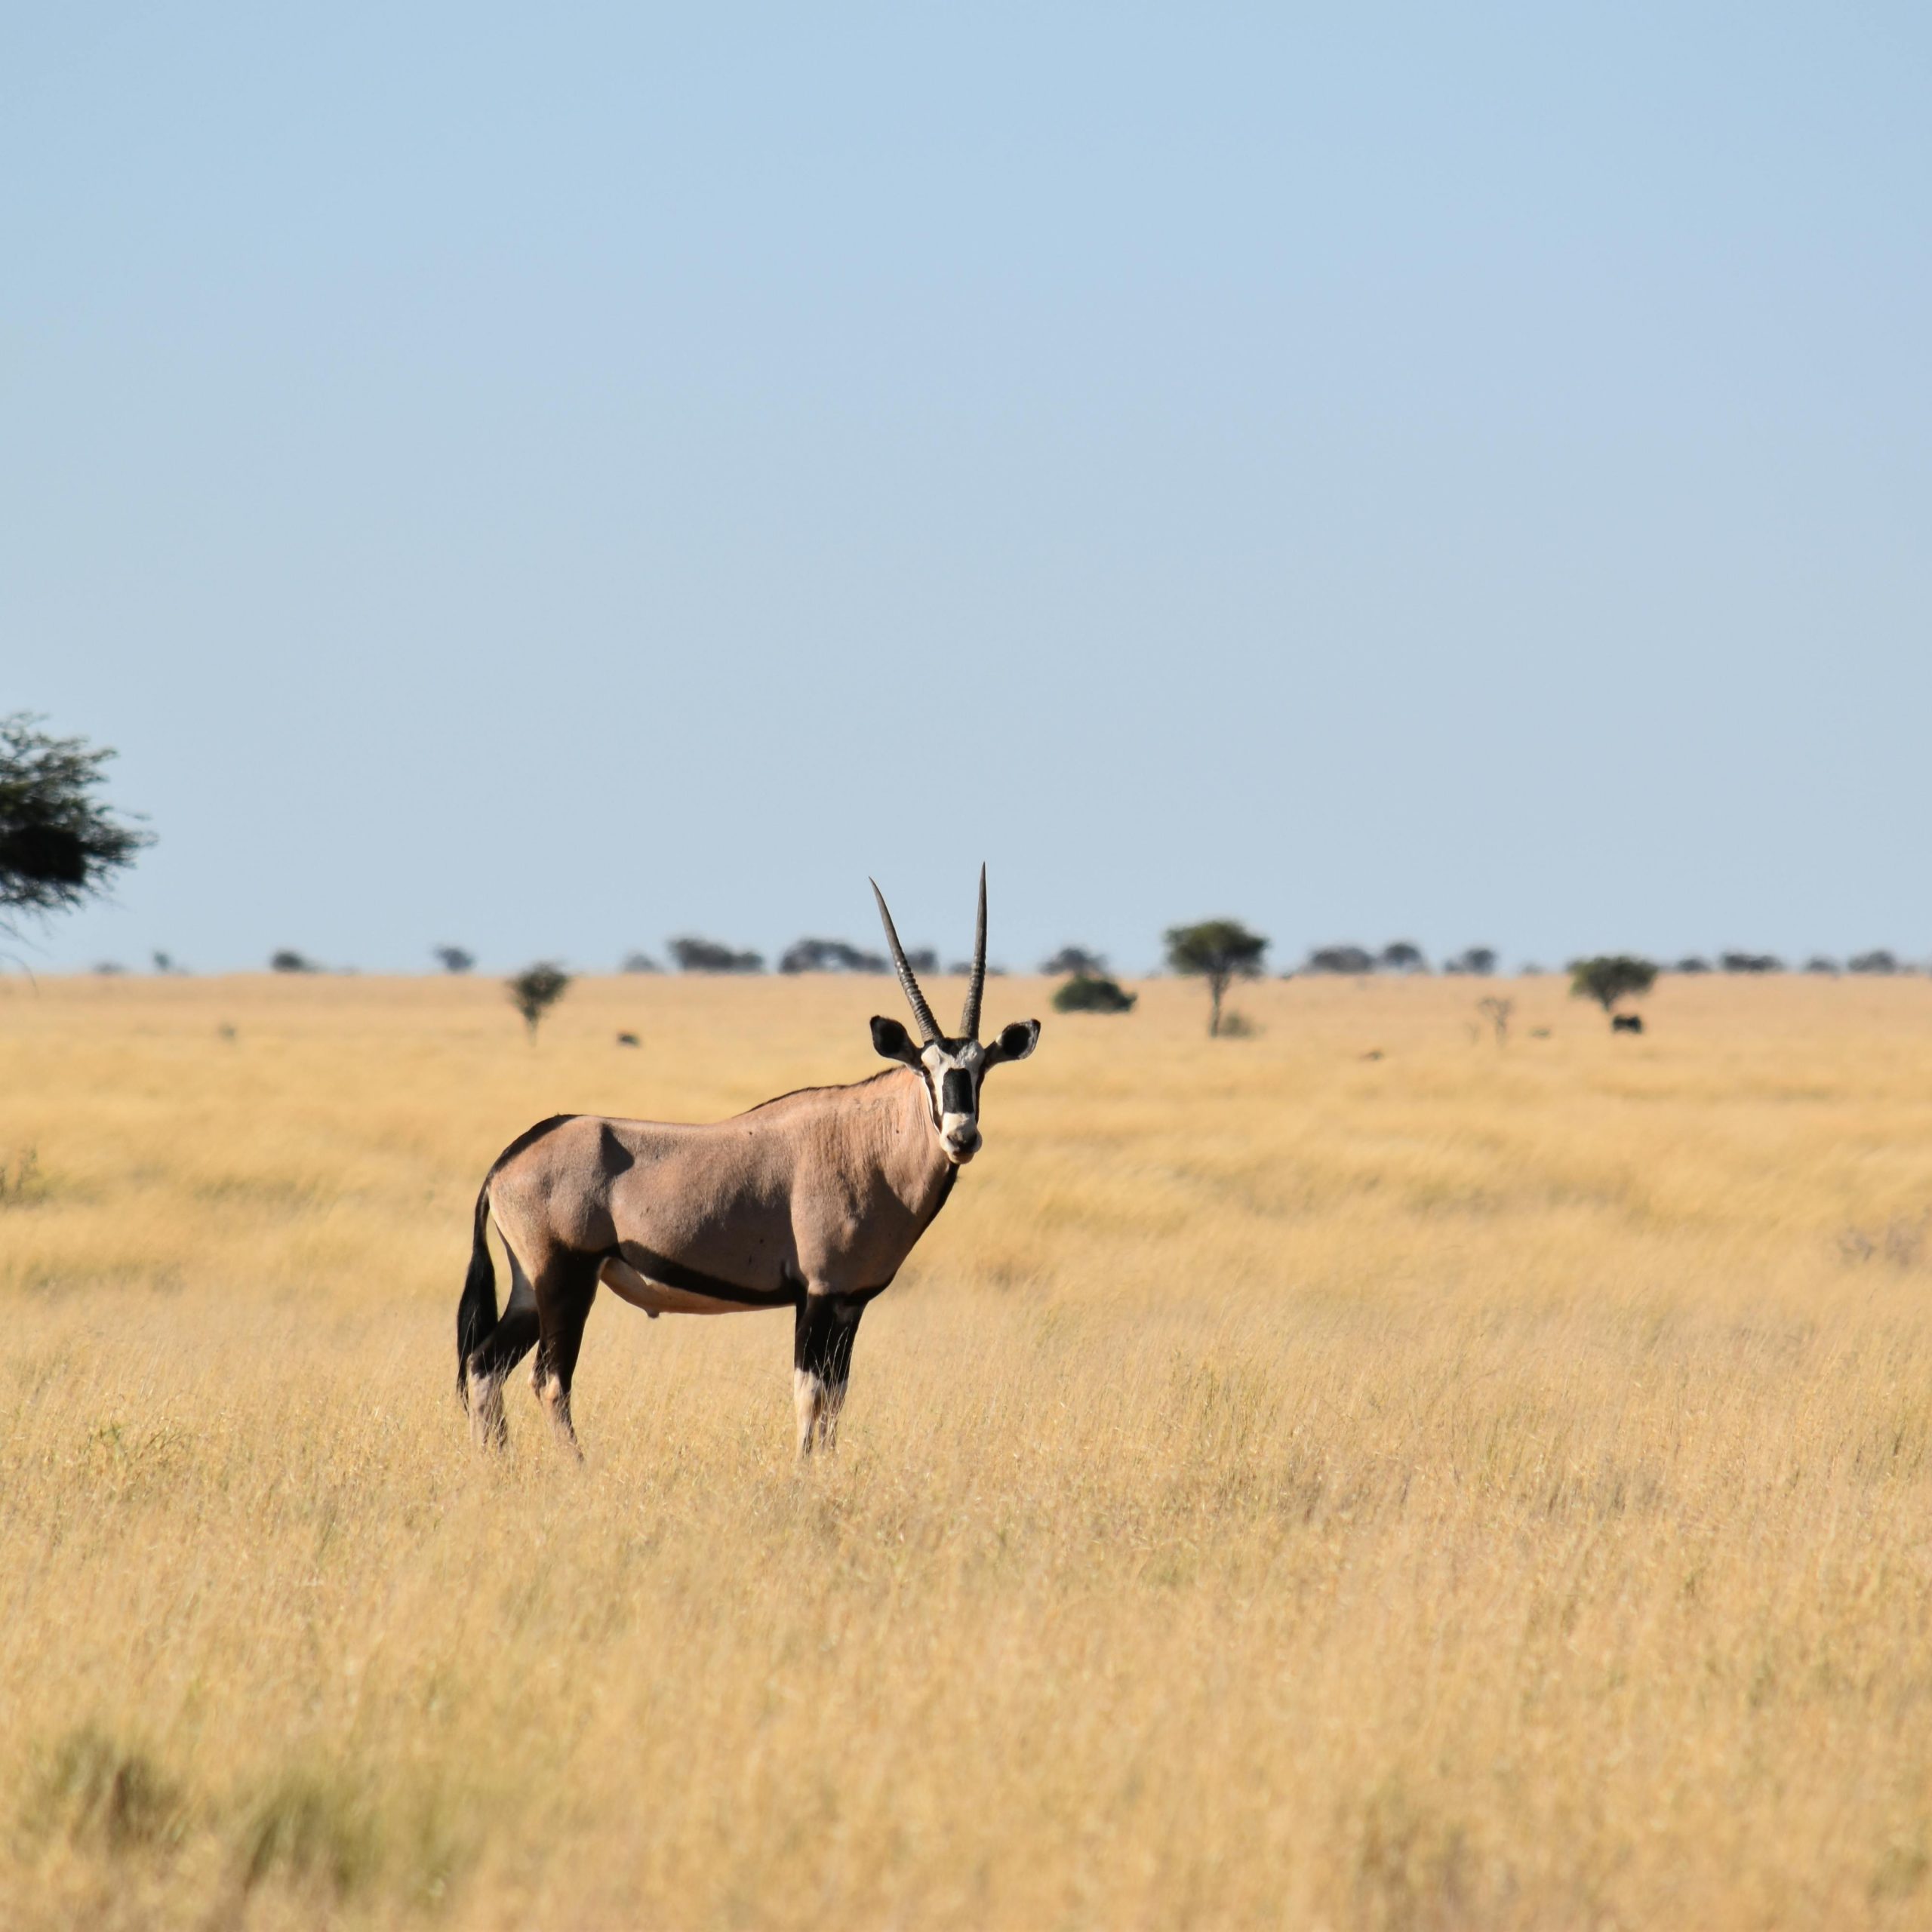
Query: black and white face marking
xmin=923 ymin=1038 xmax=987 ymax=1162
xmin=870 ymin=1016 xmax=1041 ymax=1166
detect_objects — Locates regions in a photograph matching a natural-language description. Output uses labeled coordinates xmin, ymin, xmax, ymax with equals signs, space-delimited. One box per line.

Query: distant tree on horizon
xmin=0 ymin=713 xmax=152 ymax=934
xmin=1165 ymin=918 xmax=1268 ymax=1037
xmin=779 ymin=937 xmax=888 ymax=974
xmin=1042 ymin=945 xmax=1107 ymax=977
xmin=507 ymin=962 xmax=571 ymax=1041
xmin=1804 ymin=956 xmax=1841 ymax=974
xmin=1380 ymin=940 xmax=1428 ymax=974
xmin=1303 ymin=944 xmax=1376 ymax=975
xmin=269 ymin=949 xmax=318 ymax=974
xmin=432 ymin=945 xmax=475 ymax=974
xmin=1675 ymin=957 xmax=1712 ymax=974
xmin=1443 ymin=946 xmax=1497 ymax=976
xmin=1570 ymin=955 xmax=1657 ymax=1026
xmin=1720 ymin=952 xmax=1784 ymax=974
xmin=620 ymin=950 xmax=661 ymax=974
xmin=1848 ymin=949 xmax=1900 ymax=974
xmin=668 ymin=937 xmax=764 ymax=974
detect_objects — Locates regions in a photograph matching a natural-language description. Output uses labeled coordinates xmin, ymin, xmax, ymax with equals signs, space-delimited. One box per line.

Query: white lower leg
xmin=793 ymin=1366 xmax=829 ymax=1454
xmin=467 ymin=1366 xmax=507 ymax=1449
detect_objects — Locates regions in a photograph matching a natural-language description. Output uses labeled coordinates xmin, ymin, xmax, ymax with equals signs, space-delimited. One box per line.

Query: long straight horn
xmin=960 ymin=863 xmax=988 ymax=1039
xmin=870 ymin=878 xmax=940 ymax=1044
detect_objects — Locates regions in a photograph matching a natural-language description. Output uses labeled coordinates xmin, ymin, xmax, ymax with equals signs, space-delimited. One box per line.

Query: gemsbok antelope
xmin=456 ymin=870 xmax=1041 ymax=1454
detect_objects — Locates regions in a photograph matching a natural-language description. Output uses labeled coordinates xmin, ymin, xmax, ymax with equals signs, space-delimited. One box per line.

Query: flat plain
xmin=4 ymin=968 xmax=1932 ymax=1930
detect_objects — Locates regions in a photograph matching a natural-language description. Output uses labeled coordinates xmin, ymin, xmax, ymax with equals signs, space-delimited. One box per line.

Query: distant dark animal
xmin=1611 ymin=1013 xmax=1644 ymax=1034
xmin=457 ymin=870 xmax=1040 ymax=1457
xmin=616 ymin=1032 xmax=640 ymax=1048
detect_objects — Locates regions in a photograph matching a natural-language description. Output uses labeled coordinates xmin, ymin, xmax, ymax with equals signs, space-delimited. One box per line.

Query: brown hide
xmin=485 ymin=1067 xmax=954 ymax=1302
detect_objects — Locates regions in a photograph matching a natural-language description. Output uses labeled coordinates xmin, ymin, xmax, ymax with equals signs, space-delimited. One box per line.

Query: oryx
xmin=456 ymin=869 xmax=1040 ymax=1455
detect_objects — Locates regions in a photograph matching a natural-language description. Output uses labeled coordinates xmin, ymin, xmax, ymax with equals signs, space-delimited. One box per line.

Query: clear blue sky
xmin=6 ymin=5 xmax=1928 ymax=975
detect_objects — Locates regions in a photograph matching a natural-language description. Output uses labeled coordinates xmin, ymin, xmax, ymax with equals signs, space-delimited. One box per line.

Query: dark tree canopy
xmin=1379 ymin=940 xmax=1428 ymax=974
xmin=1042 ymin=946 xmax=1106 ymax=977
xmin=1303 ymin=944 xmax=1376 ymax=975
xmin=779 ymin=937 xmax=888 ymax=975
xmin=432 ymin=946 xmax=475 ymax=974
xmin=1675 ymin=956 xmax=1712 ymax=974
xmin=1165 ymin=918 xmax=1268 ymax=1037
xmin=1720 ymin=952 xmax=1784 ymax=974
xmin=269 ymin=949 xmax=318 ymax=974
xmin=1848 ymin=949 xmax=1900 ymax=974
xmin=1443 ymin=946 xmax=1497 ymax=976
xmin=0 ymin=714 xmax=152 ymax=926
xmin=620 ymin=950 xmax=662 ymax=974
xmin=507 ymin=962 xmax=571 ymax=1039
xmin=1052 ymin=971 xmax=1137 ymax=1014
xmin=668 ymin=936 xmax=764 ymax=974
xmin=1569 ymin=955 xmax=1658 ymax=1017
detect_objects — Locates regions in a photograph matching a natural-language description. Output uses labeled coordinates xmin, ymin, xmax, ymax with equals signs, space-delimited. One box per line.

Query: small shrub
xmin=1052 ymin=973 xmax=1136 ymax=1014
xmin=241 ymin=1767 xmax=377 ymax=1897
xmin=27 ymin=1724 xmax=186 ymax=1851
xmin=0 ymin=1146 xmax=43 ymax=1207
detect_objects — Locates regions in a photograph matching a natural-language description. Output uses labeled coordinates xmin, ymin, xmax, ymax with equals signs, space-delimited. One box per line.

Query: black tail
xmin=456 ymin=1182 xmax=497 ymax=1404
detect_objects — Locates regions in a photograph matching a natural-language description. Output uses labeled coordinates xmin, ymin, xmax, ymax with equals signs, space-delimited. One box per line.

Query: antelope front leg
xmin=792 ymin=1291 xmax=866 ymax=1455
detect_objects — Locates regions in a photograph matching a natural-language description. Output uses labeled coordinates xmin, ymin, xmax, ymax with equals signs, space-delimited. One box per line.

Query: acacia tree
xmin=1164 ymin=918 xmax=1268 ymax=1037
xmin=1569 ymin=955 xmax=1657 ymax=1027
xmin=507 ymin=962 xmax=571 ymax=1041
xmin=0 ymin=714 xmax=151 ymax=931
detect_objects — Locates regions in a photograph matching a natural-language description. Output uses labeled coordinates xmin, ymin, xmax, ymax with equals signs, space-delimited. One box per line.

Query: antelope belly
xmin=598 ymin=1256 xmax=764 ymax=1316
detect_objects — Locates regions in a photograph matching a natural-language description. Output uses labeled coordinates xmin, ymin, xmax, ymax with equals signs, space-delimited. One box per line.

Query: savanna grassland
xmin=5 ymin=968 xmax=1932 ymax=1930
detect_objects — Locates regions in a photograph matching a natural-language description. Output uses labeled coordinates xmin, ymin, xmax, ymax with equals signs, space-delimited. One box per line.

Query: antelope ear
xmin=983 ymin=1019 xmax=1041 ymax=1067
xmin=870 ymin=1016 xmax=924 ymax=1066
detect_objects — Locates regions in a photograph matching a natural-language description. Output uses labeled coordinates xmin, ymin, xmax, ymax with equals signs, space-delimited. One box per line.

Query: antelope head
xmin=868 ymin=868 xmax=1040 ymax=1165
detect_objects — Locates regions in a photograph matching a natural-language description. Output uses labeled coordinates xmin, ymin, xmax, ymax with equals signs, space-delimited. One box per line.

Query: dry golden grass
xmin=5 ymin=967 xmax=1932 ymax=1930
